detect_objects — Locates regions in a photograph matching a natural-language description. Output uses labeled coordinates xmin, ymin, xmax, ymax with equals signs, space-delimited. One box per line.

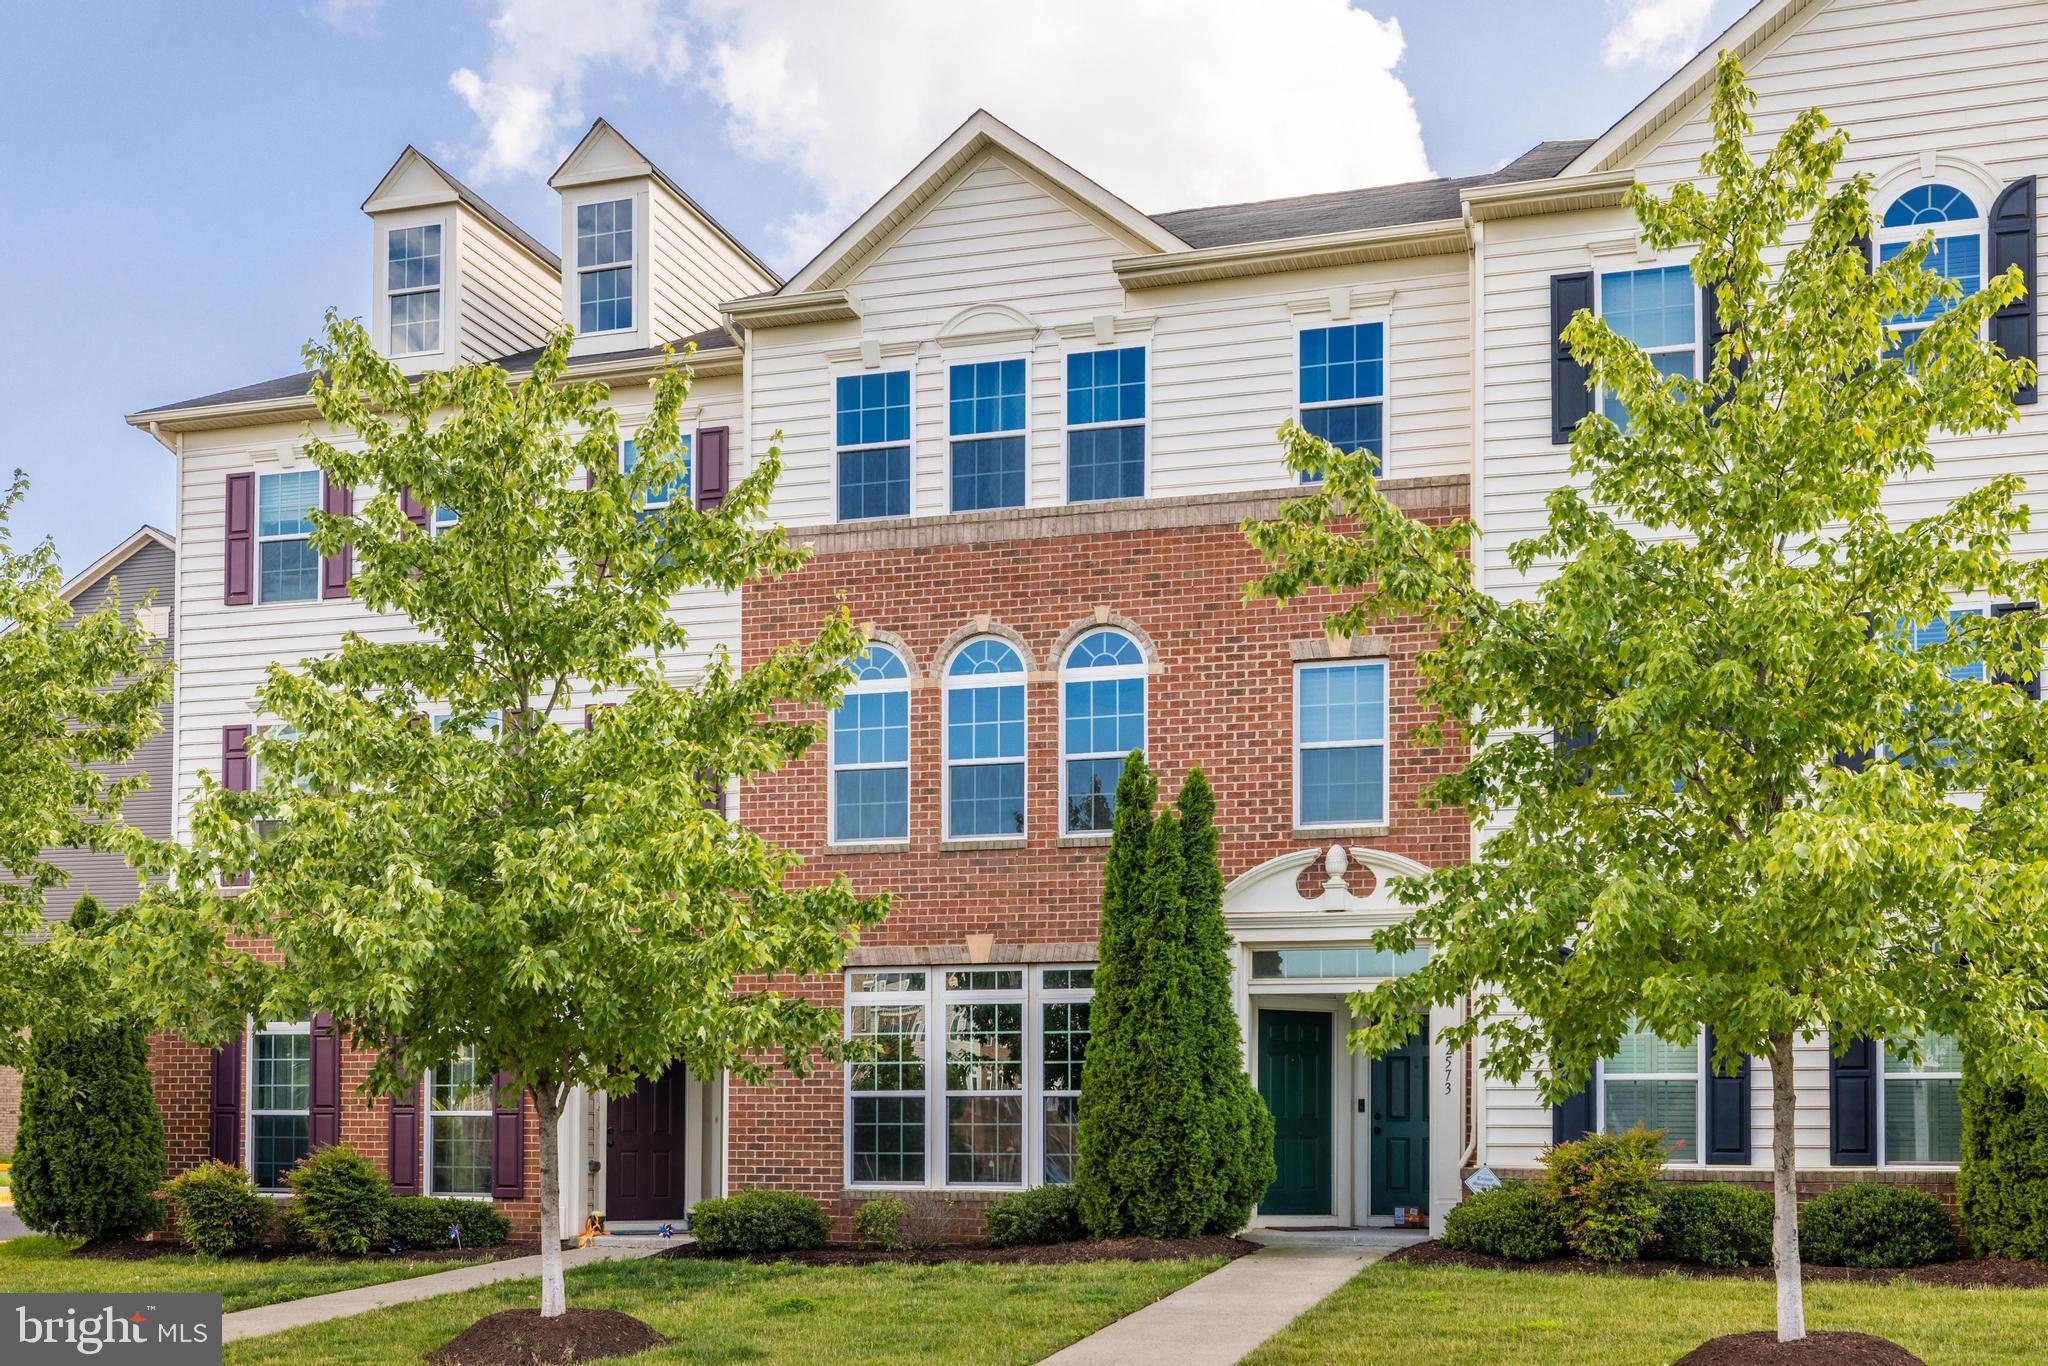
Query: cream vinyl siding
xmin=453 ymin=206 xmax=562 ymax=365
xmin=648 ymin=183 xmax=775 ymax=341
xmin=171 ymin=373 xmax=743 ymax=844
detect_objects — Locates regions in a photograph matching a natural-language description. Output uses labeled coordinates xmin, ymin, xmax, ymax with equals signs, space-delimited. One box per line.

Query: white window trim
xmin=1060 ymin=343 xmax=1150 ymax=505
xmin=843 ymin=965 xmax=1095 ymax=1194
xmin=1595 ymin=1023 xmax=1705 ymax=1167
xmin=255 ymin=469 xmax=322 ymax=606
xmin=247 ymin=1017 xmax=312 ymax=1193
xmin=1874 ymin=183 xmax=1986 ymax=344
xmin=1294 ymin=314 xmax=1391 ymax=482
xmin=1593 ymin=262 xmax=1700 ymax=425
xmin=1292 ymin=660 xmax=1390 ymax=830
xmin=1877 ymin=1033 xmax=1963 ymax=1170
xmin=827 ymin=649 xmax=911 ymax=848
xmin=946 ymin=354 xmax=1032 ymax=513
xmin=941 ymin=640 xmax=1027 ymax=842
xmin=424 ymin=1050 xmax=496 ymax=1200
xmin=575 ymin=195 xmax=637 ymax=337
xmin=833 ymin=363 xmax=917 ymax=523
xmin=1057 ymin=629 xmax=1148 ymax=836
xmin=384 ymin=219 xmax=447 ymax=360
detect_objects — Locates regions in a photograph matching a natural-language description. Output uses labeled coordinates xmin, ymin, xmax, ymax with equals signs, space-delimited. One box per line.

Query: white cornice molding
xmin=1463 ymin=170 xmax=1637 ymax=222
xmin=722 ymin=288 xmax=862 ymax=328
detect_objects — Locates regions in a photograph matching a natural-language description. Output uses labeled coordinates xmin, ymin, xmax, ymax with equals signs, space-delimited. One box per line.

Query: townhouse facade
xmin=124 ymin=0 xmax=2044 ymax=1241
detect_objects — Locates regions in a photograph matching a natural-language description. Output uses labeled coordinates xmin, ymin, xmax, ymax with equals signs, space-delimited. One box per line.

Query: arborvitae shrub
xmin=285 ymin=1144 xmax=388 ymax=1255
xmin=1957 ymin=1072 xmax=2048 ymax=1260
xmin=13 ymin=1014 xmax=166 ymax=1243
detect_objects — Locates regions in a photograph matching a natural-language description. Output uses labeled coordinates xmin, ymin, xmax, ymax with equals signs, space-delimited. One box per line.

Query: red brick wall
xmin=733 ymin=483 xmax=1470 ymax=1237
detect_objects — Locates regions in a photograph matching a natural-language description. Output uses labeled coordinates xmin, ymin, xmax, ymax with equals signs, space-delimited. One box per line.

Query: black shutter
xmin=1849 ymin=231 xmax=1873 ymax=273
xmin=1552 ymin=1074 xmax=1599 ymax=1144
xmin=1989 ymin=176 xmax=2037 ymax=405
xmin=1992 ymin=601 xmax=2041 ymax=700
xmin=489 ymin=1072 xmax=525 ymax=1199
xmin=1703 ymin=279 xmax=1745 ymax=410
xmin=310 ymin=1012 xmax=342 ymax=1150
xmin=1551 ymin=272 xmax=1596 ymax=444
xmin=1702 ymin=1027 xmax=1751 ymax=1165
xmin=209 ymin=1038 xmax=243 ymax=1165
xmin=1829 ymin=1033 xmax=1878 ymax=1165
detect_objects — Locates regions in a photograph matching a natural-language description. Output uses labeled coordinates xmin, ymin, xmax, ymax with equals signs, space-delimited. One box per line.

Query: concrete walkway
xmin=221 ymin=1237 xmax=676 ymax=1343
xmin=1038 ymin=1231 xmax=1422 ymax=1366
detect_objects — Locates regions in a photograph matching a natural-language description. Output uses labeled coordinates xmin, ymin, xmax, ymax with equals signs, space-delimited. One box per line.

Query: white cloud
xmin=311 ymin=0 xmax=383 ymax=33
xmin=445 ymin=0 xmax=1430 ymax=272
xmin=1602 ymin=0 xmax=1715 ymax=70
xmin=447 ymin=0 xmax=692 ymax=183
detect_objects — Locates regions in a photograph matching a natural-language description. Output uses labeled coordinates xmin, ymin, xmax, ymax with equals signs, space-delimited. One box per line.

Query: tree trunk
xmin=1769 ymin=1030 xmax=1806 ymax=1343
xmin=532 ymin=1083 xmax=566 ymax=1319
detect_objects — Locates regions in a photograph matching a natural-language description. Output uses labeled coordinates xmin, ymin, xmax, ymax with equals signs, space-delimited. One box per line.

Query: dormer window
xmin=387 ymin=225 xmax=443 ymax=356
xmin=576 ymin=198 xmax=634 ymax=335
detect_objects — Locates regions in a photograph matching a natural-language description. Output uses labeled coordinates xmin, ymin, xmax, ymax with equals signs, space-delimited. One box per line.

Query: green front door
xmin=1258 ymin=1010 xmax=1332 ymax=1217
xmin=1369 ymin=1026 xmax=1430 ymax=1218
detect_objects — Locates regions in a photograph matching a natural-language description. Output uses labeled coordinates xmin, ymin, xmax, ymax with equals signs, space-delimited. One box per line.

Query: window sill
xmin=826 ymin=840 xmax=911 ymax=853
xmin=1292 ymin=824 xmax=1392 ymax=840
xmin=940 ymin=837 xmax=1027 ymax=852
xmin=1056 ymin=833 xmax=1112 ymax=848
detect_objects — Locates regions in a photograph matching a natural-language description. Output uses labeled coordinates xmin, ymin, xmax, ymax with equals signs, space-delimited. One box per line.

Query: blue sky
xmin=0 ymin=0 xmax=1744 ymax=576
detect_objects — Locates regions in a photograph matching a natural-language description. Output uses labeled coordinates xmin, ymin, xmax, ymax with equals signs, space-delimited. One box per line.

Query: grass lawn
xmin=1247 ymin=1262 xmax=2048 ymax=1366
xmin=0 ymin=1236 xmax=499 ymax=1314
xmin=223 ymin=1251 xmax=1225 ymax=1365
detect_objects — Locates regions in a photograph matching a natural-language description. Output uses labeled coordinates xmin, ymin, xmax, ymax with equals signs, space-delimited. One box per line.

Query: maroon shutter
xmin=224 ymin=472 xmax=255 ymax=605
xmin=310 ymin=1012 xmax=341 ymax=1150
xmin=399 ymin=487 xmax=431 ymax=533
xmin=209 ymin=1038 xmax=243 ymax=1165
xmin=387 ymin=1075 xmax=421 ymax=1196
xmin=702 ymin=771 xmax=727 ymax=819
xmin=695 ymin=427 xmax=729 ymax=510
xmin=489 ymin=1071 xmax=525 ymax=1199
xmin=321 ymin=476 xmax=353 ymax=599
xmin=222 ymin=726 xmax=251 ymax=888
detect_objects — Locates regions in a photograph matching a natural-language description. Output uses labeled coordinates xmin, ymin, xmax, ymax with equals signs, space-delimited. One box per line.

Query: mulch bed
xmin=668 ymin=1234 xmax=1258 ymax=1267
xmin=426 ymin=1308 xmax=666 ymax=1365
xmin=1386 ymin=1239 xmax=2048 ymax=1288
xmin=71 ymin=1238 xmax=535 ymax=1264
xmin=1675 ymin=1331 xmax=1927 ymax=1364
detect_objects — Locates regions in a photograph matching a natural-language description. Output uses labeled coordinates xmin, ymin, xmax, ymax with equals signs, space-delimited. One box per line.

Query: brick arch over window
xmin=1047 ymin=612 xmax=1158 ymax=673
xmin=931 ymin=618 xmax=1038 ymax=677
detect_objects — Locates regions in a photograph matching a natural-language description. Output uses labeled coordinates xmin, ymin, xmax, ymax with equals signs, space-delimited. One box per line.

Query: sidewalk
xmin=1038 ymin=1231 xmax=1420 ymax=1366
xmin=220 ymin=1237 xmax=676 ymax=1343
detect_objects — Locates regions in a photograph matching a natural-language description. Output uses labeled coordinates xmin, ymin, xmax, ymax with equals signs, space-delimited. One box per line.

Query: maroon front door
xmin=605 ymin=1067 xmax=688 ymax=1223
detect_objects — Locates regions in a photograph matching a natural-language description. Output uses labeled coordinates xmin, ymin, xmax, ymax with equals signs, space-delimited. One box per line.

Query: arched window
xmin=1060 ymin=628 xmax=1146 ymax=833
xmin=830 ymin=645 xmax=910 ymax=843
xmin=1877 ymin=183 xmax=1983 ymax=347
xmin=944 ymin=638 xmax=1026 ymax=838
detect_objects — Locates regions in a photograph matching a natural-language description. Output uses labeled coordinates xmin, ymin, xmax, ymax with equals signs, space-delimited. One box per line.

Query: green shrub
xmin=1656 ymin=1182 xmax=1774 ymax=1268
xmin=284 ymin=1145 xmax=388 ymax=1255
xmin=12 ymin=1017 xmax=167 ymax=1242
xmin=985 ymin=1183 xmax=1085 ymax=1247
xmin=689 ymin=1190 xmax=830 ymax=1256
xmin=383 ymin=1196 xmax=512 ymax=1250
xmin=167 ymin=1162 xmax=270 ymax=1258
xmin=1799 ymin=1183 xmax=1956 ymax=1268
xmin=1957 ymin=1072 xmax=2048 ymax=1260
xmin=1538 ymin=1126 xmax=1667 ymax=1262
xmin=1442 ymin=1182 xmax=1564 ymax=1261
xmin=851 ymin=1196 xmax=909 ymax=1251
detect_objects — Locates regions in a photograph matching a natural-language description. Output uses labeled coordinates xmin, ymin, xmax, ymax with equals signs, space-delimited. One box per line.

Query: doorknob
xmin=1373 ymin=1126 xmax=1383 ymax=1135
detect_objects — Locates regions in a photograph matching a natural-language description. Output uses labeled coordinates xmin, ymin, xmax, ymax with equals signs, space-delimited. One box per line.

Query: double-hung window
xmin=837 ymin=372 xmax=911 ymax=520
xmin=387 ymin=224 xmax=442 ymax=356
xmin=949 ymin=359 xmax=1027 ymax=511
xmin=830 ymin=646 xmax=910 ymax=843
xmin=576 ymin=198 xmax=634 ymax=335
xmin=1896 ymin=609 xmax=1986 ymax=768
xmin=1598 ymin=265 xmax=1697 ymax=429
xmin=1060 ymin=629 xmax=1146 ymax=833
xmin=1601 ymin=1022 xmax=1702 ymax=1161
xmin=622 ymin=436 xmax=690 ymax=513
xmin=429 ymin=1047 xmax=493 ymax=1196
xmin=944 ymin=639 xmax=1025 ymax=838
xmin=1881 ymin=1032 xmax=1963 ymax=1165
xmin=1295 ymin=661 xmax=1388 ymax=827
xmin=1298 ymin=322 xmax=1385 ymax=480
xmin=1877 ymin=185 xmax=1982 ymax=350
xmin=847 ymin=967 xmax=1092 ymax=1191
xmin=1065 ymin=347 xmax=1145 ymax=502
xmin=257 ymin=470 xmax=322 ymax=604
xmin=250 ymin=1020 xmax=312 ymax=1190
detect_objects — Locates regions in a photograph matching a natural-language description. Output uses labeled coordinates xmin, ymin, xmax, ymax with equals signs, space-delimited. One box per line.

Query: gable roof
xmin=58 ymin=525 xmax=174 ymax=606
xmin=1152 ymin=140 xmax=1592 ymax=249
xmin=1566 ymin=0 xmax=1822 ymax=175
xmin=778 ymin=109 xmax=1191 ymax=296
xmin=550 ymin=119 xmax=781 ymax=288
xmin=362 ymin=146 xmax=562 ymax=273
